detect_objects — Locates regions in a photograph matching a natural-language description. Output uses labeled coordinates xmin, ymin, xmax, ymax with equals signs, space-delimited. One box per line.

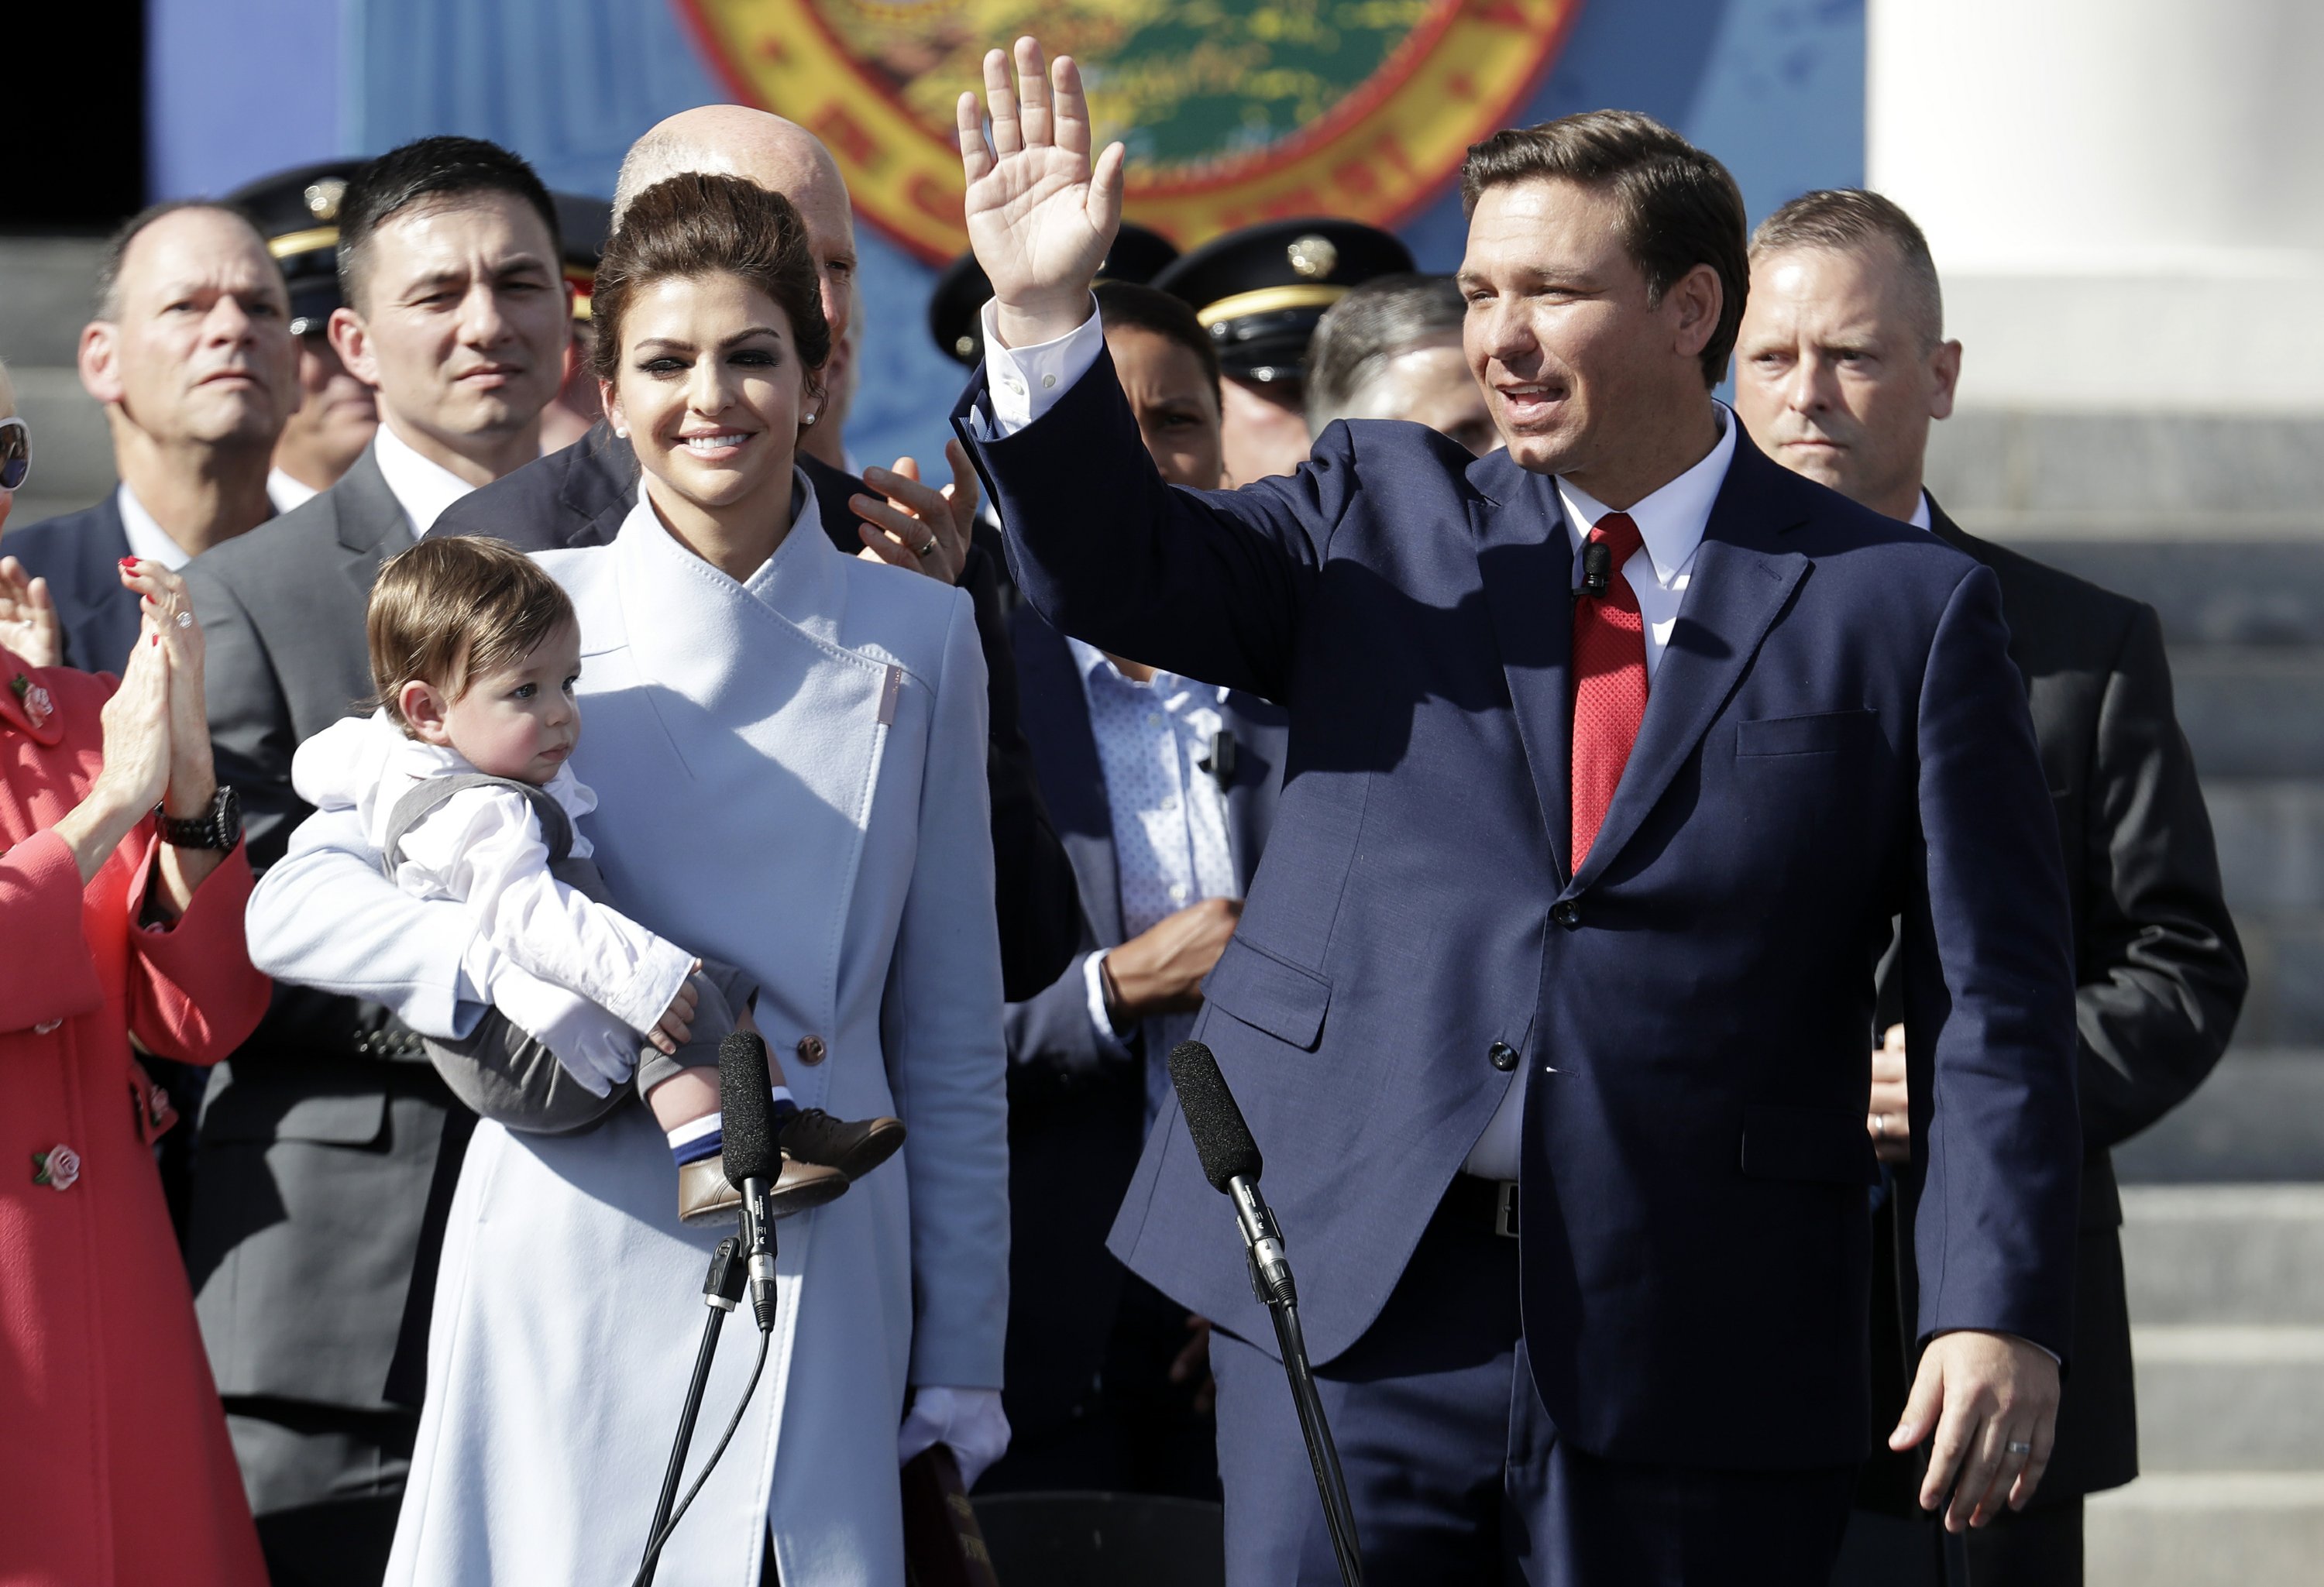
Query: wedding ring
xmin=174 ymin=610 xmax=193 ymax=629
xmin=1873 ymin=1114 xmax=1891 ymax=1139
xmin=915 ymin=535 xmax=939 ymax=558
xmin=2005 ymin=1440 xmax=2033 ymax=1457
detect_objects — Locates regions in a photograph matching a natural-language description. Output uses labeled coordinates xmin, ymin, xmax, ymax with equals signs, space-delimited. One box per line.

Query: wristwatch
xmin=159 ymin=785 xmax=242 ymax=851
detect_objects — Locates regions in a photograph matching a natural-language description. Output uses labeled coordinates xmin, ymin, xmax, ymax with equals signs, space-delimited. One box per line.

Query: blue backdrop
xmin=146 ymin=0 xmax=1863 ymax=470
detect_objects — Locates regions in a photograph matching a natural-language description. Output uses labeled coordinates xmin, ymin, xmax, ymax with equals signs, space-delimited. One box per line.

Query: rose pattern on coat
xmin=32 ymin=1144 xmax=81 ymax=1191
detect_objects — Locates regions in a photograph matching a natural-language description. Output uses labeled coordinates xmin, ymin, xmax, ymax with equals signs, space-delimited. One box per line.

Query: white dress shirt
xmin=372 ymin=421 xmax=478 ymax=538
xmin=1908 ymin=490 xmax=1934 ymax=531
xmin=267 ymin=467 xmax=321 ymax=514
xmin=114 ymin=484 xmax=193 ymax=570
xmin=1067 ymin=637 xmax=1243 ymax=1121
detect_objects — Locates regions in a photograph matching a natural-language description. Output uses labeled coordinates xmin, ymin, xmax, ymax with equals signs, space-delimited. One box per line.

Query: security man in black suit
xmin=1733 ymin=188 xmax=2248 ymax=1587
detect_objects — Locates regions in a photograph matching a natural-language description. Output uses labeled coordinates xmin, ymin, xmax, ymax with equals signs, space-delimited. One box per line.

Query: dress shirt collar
xmin=372 ymin=421 xmax=479 ymax=538
xmin=1065 ymin=635 xmax=1225 ymax=702
xmin=268 ymin=467 xmax=320 ymax=514
xmin=1908 ymin=489 xmax=1934 ymax=531
xmin=114 ymin=484 xmax=194 ymax=570
xmin=1553 ymin=403 xmax=1738 ymax=585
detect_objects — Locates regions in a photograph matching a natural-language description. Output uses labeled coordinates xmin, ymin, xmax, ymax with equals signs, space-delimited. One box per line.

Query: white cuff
xmin=1083 ymin=951 xmax=1133 ymax=1058
xmin=975 ymin=296 xmax=1105 ymax=438
xmin=898 ymin=1385 xmax=1012 ymax=1490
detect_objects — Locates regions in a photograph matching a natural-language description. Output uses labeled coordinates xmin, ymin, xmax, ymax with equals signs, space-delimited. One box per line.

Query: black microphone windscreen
xmin=719 ymin=1032 xmax=782 ymax=1190
xmin=1168 ymin=1041 xmax=1263 ymax=1192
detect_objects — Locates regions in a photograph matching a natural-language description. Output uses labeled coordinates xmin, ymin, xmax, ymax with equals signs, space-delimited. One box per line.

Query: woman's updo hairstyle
xmin=589 ymin=172 xmax=831 ymax=397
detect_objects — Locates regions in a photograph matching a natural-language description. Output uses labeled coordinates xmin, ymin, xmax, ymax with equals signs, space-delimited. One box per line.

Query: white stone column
xmin=1868 ymin=0 xmax=2324 ymax=411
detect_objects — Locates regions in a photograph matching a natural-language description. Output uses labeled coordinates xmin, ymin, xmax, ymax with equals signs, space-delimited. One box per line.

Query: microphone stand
xmin=1232 ymin=1180 xmax=1364 ymax=1587
xmin=640 ymin=1237 xmax=747 ymax=1585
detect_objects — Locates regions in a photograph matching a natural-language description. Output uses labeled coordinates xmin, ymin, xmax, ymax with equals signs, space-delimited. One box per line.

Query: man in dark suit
xmin=179 ymin=136 xmax=579 ymax=1586
xmin=432 ymin=105 xmax=1079 ymax=1002
xmin=949 ymin=43 xmax=2081 ymax=1584
xmin=1734 ymin=187 xmax=2247 ymax=1587
xmin=981 ymin=281 xmax=1288 ymax=1497
xmin=9 ymin=201 xmax=297 ymax=675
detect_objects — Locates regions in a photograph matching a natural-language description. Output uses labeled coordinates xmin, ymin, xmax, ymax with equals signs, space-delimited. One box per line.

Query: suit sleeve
xmin=962 ymin=541 xmax=1081 ymax=1001
xmin=1906 ymin=564 xmax=2083 ymax=1355
xmin=884 ymin=589 xmax=1010 ymax=1389
xmin=952 ymin=344 xmax=1354 ymax=703
xmin=183 ymin=558 xmax=304 ymax=872
xmin=1003 ymin=950 xmax=1123 ymax=1080
xmin=2071 ymin=603 xmax=2247 ymax=1146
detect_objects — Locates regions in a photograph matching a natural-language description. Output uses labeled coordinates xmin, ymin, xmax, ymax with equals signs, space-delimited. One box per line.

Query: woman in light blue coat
xmin=245 ymin=173 xmax=1008 ymax=1584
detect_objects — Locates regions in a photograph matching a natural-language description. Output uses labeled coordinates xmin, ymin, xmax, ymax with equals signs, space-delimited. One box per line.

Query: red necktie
xmin=1570 ymin=511 xmax=1648 ymax=871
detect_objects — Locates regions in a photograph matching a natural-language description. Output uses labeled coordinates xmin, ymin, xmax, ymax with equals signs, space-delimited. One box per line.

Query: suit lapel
xmin=1573 ymin=441 xmax=1808 ymax=889
xmin=1012 ymin=611 xmax=1124 ymax=944
xmin=1470 ymin=460 xmax=1576 ymax=886
xmin=73 ymin=499 xmax=141 ymax=675
xmin=333 ymin=445 xmax=415 ymax=601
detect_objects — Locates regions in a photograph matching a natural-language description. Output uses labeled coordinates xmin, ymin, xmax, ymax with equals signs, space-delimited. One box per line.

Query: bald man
xmin=431 ymin=107 xmax=1080 ymax=998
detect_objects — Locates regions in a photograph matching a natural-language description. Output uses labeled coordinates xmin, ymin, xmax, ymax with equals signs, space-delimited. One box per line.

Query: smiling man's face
xmin=84 ymin=206 xmax=297 ymax=452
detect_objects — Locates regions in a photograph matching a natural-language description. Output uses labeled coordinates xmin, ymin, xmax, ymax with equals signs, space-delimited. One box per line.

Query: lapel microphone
xmin=1582 ymin=540 xmax=1612 ymax=599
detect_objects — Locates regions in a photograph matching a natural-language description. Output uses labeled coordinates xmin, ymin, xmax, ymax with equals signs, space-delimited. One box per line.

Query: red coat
xmin=0 ymin=648 xmax=270 ymax=1586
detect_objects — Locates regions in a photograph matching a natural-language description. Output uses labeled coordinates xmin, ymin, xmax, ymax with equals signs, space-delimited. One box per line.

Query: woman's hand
xmin=853 ymin=442 xmax=982 ymax=586
xmin=121 ymin=560 xmax=217 ymax=820
xmin=50 ymin=616 xmax=173 ymax=883
xmin=0 ymin=555 xmax=61 ymax=668
xmin=957 ymin=38 xmax=1125 ymax=348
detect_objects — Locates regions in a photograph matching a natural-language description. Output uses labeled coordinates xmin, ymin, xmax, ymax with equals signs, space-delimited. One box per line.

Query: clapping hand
xmin=0 ymin=555 xmax=60 ymax=668
xmin=956 ymin=36 xmax=1125 ymax=349
xmin=120 ymin=559 xmax=217 ymax=822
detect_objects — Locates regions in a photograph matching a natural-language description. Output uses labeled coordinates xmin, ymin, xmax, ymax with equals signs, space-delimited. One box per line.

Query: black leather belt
xmin=1449 ymin=1173 xmax=1521 ymax=1238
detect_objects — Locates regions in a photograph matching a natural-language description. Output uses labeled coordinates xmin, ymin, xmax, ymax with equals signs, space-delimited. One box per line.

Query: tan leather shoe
xmin=678 ymin=1152 xmax=850 ymax=1228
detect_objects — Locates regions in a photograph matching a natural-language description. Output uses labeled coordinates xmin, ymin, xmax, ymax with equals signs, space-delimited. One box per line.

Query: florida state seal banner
xmin=674 ymin=0 xmax=1583 ymax=260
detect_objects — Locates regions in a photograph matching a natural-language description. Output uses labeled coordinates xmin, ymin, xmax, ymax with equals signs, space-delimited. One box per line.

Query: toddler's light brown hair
xmin=367 ymin=535 xmax=576 ymax=733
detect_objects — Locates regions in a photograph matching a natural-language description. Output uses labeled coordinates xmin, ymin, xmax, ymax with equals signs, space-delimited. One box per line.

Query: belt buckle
xmin=1494 ymin=1180 xmax=1521 ymax=1239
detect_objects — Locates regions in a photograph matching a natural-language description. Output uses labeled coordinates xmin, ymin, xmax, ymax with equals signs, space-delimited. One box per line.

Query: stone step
xmin=2121 ymin=1186 xmax=2324 ymax=1324
xmin=2113 ymin=1052 xmax=2324 ymax=1183
xmin=2208 ymin=780 xmax=2324 ymax=916
xmin=2233 ymin=916 xmax=2324 ymax=1052
xmin=2131 ymin=1325 xmax=2324 ymax=1471
xmin=1927 ymin=410 xmax=2324 ymax=520
xmin=5 ymin=365 xmax=113 ymax=524
xmin=2170 ymin=649 xmax=2324 ymax=778
xmin=1996 ymin=537 xmax=2324 ymax=648
xmin=2086 ymin=1472 xmax=2324 ymax=1587
xmin=0 ymin=238 xmax=107 ymax=369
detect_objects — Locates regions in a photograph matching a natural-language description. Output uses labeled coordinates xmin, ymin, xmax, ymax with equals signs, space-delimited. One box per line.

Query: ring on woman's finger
xmin=175 ymin=610 xmax=193 ymax=629
xmin=2005 ymin=1439 xmax=2033 ymax=1457
xmin=915 ymin=535 xmax=939 ymax=558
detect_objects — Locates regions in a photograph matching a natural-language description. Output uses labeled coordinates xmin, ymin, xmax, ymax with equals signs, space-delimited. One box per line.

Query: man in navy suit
xmin=983 ymin=281 xmax=1288 ymax=1498
xmin=9 ymin=201 xmax=296 ymax=676
xmin=950 ymin=40 xmax=2081 ymax=1585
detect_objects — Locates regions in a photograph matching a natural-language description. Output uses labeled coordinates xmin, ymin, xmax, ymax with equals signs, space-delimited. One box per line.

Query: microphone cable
xmin=628 ymin=1327 xmax=772 ymax=1587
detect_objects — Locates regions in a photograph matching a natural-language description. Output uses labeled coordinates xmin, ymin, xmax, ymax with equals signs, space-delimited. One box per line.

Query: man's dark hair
xmin=92 ymin=200 xmax=270 ymax=321
xmin=1460 ymin=111 xmax=1748 ymax=386
xmin=1304 ymin=273 xmax=1465 ymax=431
xmin=1095 ymin=281 xmax=1221 ymax=404
xmin=337 ymin=136 xmax=561 ymax=311
xmin=1751 ymin=188 xmax=1944 ymax=349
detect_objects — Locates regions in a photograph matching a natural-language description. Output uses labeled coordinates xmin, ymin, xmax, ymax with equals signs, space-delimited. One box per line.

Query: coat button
xmin=1551 ymin=900 xmax=1581 ymax=929
xmin=796 ymin=1034 xmax=828 ymax=1067
xmin=1488 ymin=1041 xmax=1520 ymax=1073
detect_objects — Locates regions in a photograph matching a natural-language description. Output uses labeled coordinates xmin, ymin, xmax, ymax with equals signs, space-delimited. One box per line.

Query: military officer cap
xmin=224 ymin=160 xmax=366 ymax=337
xmin=553 ymin=192 xmax=612 ymax=322
xmin=928 ymin=221 xmax=1181 ymax=368
xmin=1152 ymin=218 xmax=1415 ymax=390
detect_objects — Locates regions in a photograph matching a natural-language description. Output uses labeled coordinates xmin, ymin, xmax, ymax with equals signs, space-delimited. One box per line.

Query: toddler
xmin=293 ymin=536 xmax=902 ymax=1224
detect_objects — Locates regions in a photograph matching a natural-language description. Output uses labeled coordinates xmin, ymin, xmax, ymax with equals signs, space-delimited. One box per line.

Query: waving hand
xmin=957 ymin=37 xmax=1126 ymax=349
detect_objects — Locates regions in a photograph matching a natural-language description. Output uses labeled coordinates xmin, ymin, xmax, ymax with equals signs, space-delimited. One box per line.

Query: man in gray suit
xmin=180 ymin=134 xmax=572 ymax=1587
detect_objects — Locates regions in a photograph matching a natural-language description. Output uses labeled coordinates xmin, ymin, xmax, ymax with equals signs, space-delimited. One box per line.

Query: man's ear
xmin=79 ymin=321 xmax=125 ymax=407
xmin=398 ymin=679 xmax=455 ymax=746
xmin=1928 ymin=338 xmax=1963 ymax=422
xmin=1667 ymin=263 xmax=1724 ymax=363
xmin=331 ymin=305 xmax=383 ymax=391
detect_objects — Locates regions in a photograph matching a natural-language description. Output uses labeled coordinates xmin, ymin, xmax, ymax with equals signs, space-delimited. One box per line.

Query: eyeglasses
xmin=0 ymin=417 xmax=26 ymax=493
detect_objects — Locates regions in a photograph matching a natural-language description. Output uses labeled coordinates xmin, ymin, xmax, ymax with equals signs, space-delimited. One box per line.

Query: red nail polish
xmin=119 ymin=557 xmax=138 ymax=569
xmin=150 ymin=634 xmax=159 ymax=647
